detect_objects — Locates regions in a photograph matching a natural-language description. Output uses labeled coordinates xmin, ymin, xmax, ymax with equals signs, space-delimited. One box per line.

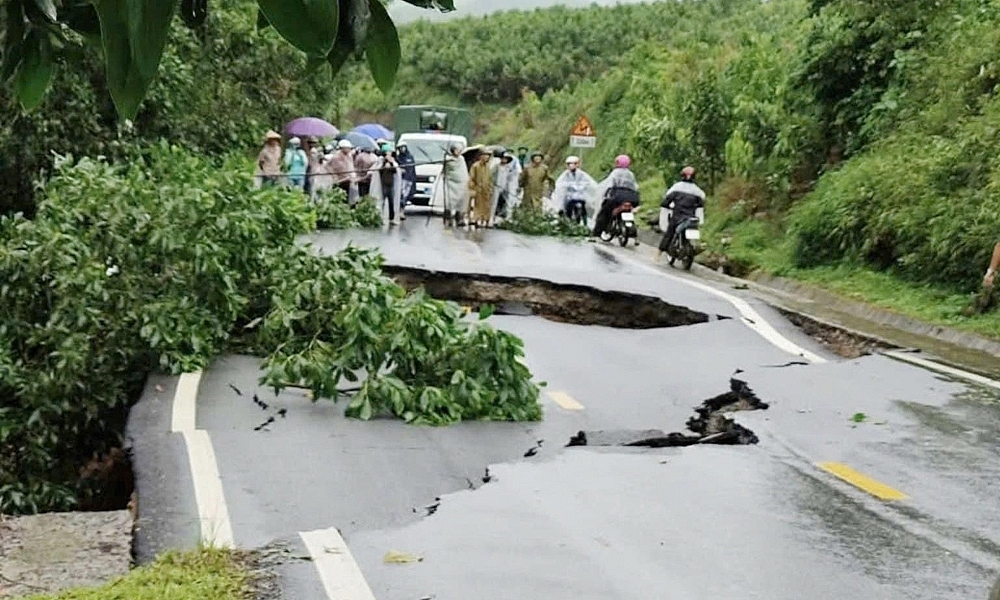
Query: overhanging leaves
xmin=365 ymin=0 xmax=399 ymax=92
xmin=94 ymin=0 xmax=179 ymax=119
xmin=399 ymin=0 xmax=455 ymax=12
xmin=12 ymin=29 xmax=53 ymax=110
xmin=32 ymin=0 xmax=57 ymax=21
xmin=257 ymin=0 xmax=339 ymax=57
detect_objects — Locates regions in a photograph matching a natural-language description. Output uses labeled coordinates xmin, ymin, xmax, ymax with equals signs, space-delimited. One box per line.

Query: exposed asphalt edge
xmin=636 ymin=228 xmax=1000 ymax=376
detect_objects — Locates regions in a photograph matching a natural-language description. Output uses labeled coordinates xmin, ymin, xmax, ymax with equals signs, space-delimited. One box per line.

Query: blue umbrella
xmin=352 ymin=123 xmax=393 ymax=141
xmin=339 ymin=131 xmax=378 ymax=151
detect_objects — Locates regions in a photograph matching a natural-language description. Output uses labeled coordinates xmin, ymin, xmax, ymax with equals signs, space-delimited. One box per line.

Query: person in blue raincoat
xmin=397 ymin=142 xmax=417 ymax=207
xmin=283 ymin=137 xmax=308 ymax=190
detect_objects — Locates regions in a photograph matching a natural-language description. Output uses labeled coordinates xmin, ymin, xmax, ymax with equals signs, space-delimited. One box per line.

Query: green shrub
xmin=499 ymin=205 xmax=589 ymax=238
xmin=0 ymin=146 xmax=541 ymax=513
xmin=313 ymin=190 xmax=383 ymax=229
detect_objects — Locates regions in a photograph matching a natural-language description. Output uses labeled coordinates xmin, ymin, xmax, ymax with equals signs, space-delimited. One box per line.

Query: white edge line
xmin=605 ymin=247 xmax=827 ymax=364
xmin=300 ymin=528 xmax=378 ymax=600
xmin=883 ymin=350 xmax=1000 ymax=391
xmin=170 ymin=370 xmax=235 ymax=548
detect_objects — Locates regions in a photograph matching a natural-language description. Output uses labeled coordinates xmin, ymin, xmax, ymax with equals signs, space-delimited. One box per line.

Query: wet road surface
xmin=131 ymin=221 xmax=1000 ymax=598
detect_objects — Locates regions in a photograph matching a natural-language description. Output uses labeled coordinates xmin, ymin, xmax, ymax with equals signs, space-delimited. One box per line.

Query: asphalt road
xmin=130 ymin=220 xmax=1000 ymax=599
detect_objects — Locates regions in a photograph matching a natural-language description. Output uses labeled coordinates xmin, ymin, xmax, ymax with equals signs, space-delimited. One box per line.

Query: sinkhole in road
xmin=567 ymin=378 xmax=769 ymax=447
xmin=383 ymin=266 xmax=721 ymax=329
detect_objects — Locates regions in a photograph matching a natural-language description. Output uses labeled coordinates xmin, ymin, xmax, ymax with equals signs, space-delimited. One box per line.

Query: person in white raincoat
xmin=369 ymin=141 xmax=404 ymax=225
xmin=492 ymin=152 xmax=520 ymax=222
xmin=550 ymin=156 xmax=598 ymax=225
xmin=431 ymin=144 xmax=470 ymax=226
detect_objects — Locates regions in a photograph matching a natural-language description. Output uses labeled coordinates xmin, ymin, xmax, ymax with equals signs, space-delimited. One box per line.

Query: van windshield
xmin=402 ymin=139 xmax=456 ymax=165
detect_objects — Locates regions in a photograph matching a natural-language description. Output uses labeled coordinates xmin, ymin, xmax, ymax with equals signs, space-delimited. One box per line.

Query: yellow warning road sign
xmin=570 ymin=115 xmax=595 ymax=137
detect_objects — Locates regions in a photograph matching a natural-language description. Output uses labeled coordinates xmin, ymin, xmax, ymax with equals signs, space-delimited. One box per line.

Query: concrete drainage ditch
xmin=383 ymin=265 xmax=723 ymax=329
xmin=567 ymin=378 xmax=769 ymax=448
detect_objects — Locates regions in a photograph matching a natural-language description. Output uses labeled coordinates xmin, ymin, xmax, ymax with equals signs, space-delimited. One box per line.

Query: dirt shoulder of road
xmin=634 ymin=228 xmax=1000 ymax=376
xmin=0 ymin=511 xmax=133 ymax=598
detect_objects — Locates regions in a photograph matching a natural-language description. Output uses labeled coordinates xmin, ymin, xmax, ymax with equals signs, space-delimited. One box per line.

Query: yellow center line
xmin=547 ymin=390 xmax=585 ymax=411
xmin=817 ymin=462 xmax=908 ymax=501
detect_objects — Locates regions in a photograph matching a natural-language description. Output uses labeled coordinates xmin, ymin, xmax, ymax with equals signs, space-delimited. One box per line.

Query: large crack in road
xmin=567 ymin=378 xmax=769 ymax=448
xmin=383 ymin=265 xmax=721 ymax=329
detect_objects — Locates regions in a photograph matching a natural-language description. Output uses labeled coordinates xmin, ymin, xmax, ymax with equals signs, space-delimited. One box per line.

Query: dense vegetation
xmin=0 ymin=147 xmax=540 ymax=514
xmin=350 ymin=0 xmax=1000 ymax=298
xmin=0 ymin=0 xmax=343 ymax=217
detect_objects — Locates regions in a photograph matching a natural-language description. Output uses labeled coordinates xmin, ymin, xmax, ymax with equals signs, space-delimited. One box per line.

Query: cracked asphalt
xmin=130 ymin=220 xmax=1000 ymax=599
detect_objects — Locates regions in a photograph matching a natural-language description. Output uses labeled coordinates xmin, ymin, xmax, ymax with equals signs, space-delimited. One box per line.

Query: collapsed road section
xmin=567 ymin=378 xmax=769 ymax=447
xmin=383 ymin=265 xmax=719 ymax=329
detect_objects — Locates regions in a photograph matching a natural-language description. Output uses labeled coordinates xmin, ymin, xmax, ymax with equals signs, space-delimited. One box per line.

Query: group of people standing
xmin=253 ymin=130 xmax=418 ymax=225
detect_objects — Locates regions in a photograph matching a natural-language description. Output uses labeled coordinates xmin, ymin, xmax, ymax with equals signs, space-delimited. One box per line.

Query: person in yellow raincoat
xmin=518 ymin=152 xmax=554 ymax=210
xmin=468 ymin=149 xmax=494 ymax=227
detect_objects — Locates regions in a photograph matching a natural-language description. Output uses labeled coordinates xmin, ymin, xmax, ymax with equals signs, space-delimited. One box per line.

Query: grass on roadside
xmin=694 ymin=212 xmax=1000 ymax=342
xmin=22 ymin=548 xmax=254 ymax=600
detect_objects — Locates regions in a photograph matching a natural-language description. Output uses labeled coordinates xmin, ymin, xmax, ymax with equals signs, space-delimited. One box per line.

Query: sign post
xmin=569 ymin=115 xmax=596 ymax=149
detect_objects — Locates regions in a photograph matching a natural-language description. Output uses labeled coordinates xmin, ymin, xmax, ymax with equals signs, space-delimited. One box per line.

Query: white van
xmin=397 ymin=132 xmax=468 ymax=211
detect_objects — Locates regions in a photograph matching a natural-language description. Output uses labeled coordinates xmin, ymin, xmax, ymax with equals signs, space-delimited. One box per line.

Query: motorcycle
xmin=564 ymin=199 xmax=588 ymax=225
xmin=599 ymin=201 xmax=638 ymax=247
xmin=666 ymin=216 xmax=700 ymax=270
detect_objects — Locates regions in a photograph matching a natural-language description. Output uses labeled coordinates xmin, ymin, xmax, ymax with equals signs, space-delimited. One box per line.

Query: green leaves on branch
xmin=257 ymin=0 xmax=340 ymax=57
xmin=2 ymin=0 xmax=432 ymax=118
xmin=94 ymin=0 xmax=179 ymax=118
xmin=365 ymin=0 xmax=400 ymax=92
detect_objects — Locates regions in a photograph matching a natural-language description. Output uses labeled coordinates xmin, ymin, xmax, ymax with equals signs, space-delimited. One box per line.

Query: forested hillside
xmin=346 ymin=0 xmax=1000 ymax=300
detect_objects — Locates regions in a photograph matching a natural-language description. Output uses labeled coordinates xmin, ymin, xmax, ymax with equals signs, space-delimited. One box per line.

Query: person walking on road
xmin=255 ymin=130 xmax=283 ymax=188
xmin=397 ymin=143 xmax=417 ymax=209
xmin=328 ymin=139 xmax=356 ymax=197
xmin=519 ymin=152 xmax=553 ymax=210
xmin=283 ymin=137 xmax=308 ymax=190
xmin=354 ymin=148 xmax=377 ymax=198
xmin=469 ymin=149 xmax=494 ymax=227
xmin=433 ymin=144 xmax=470 ymax=226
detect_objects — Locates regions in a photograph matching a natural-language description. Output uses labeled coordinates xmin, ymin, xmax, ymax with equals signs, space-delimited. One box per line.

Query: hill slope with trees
xmin=345 ymin=0 xmax=1000 ymax=322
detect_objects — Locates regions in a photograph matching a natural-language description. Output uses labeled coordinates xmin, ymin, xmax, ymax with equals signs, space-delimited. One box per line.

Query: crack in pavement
xmin=566 ymin=378 xmax=769 ymax=448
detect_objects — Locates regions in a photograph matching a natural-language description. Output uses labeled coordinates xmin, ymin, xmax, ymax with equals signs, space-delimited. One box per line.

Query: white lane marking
xmin=300 ymin=527 xmax=378 ymax=600
xmin=883 ymin=350 xmax=1000 ymax=391
xmin=547 ymin=390 xmax=585 ymax=410
xmin=602 ymin=247 xmax=827 ymax=363
xmin=170 ymin=372 xmax=201 ymax=432
xmin=170 ymin=370 xmax=235 ymax=548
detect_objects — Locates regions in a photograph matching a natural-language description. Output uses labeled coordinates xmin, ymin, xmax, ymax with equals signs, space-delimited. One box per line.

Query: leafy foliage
xmin=499 ymin=205 xmax=589 ymax=238
xmin=1 ymin=147 xmax=540 ymax=513
xmin=313 ymin=189 xmax=383 ymax=229
xmin=254 ymin=247 xmax=541 ymax=425
xmin=0 ymin=0 xmax=440 ymax=120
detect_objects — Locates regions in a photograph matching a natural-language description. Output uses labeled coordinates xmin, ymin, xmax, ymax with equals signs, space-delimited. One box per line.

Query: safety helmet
xmin=615 ymin=154 xmax=631 ymax=169
xmin=681 ymin=166 xmax=696 ymax=179
xmin=337 ymin=139 xmax=353 ymax=149
xmin=289 ymin=137 xmax=301 ymax=146
xmin=565 ymin=155 xmax=580 ymax=165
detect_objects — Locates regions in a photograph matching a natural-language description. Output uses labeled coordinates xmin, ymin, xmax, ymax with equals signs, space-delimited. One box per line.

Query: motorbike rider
xmin=591 ymin=154 xmax=640 ymax=239
xmin=553 ymin=156 xmax=597 ymax=220
xmin=657 ymin=166 xmax=706 ymax=258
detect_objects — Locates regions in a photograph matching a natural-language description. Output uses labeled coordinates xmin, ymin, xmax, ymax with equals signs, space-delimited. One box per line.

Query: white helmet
xmin=566 ymin=155 xmax=580 ymax=165
xmin=289 ymin=137 xmax=301 ymax=146
xmin=337 ymin=139 xmax=353 ymax=149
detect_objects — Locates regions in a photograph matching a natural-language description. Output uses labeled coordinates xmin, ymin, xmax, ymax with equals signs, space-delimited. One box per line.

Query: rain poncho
xmin=550 ymin=168 xmax=598 ymax=218
xmin=254 ymin=143 xmax=282 ymax=188
xmin=369 ymin=154 xmax=402 ymax=220
xmin=469 ymin=159 xmax=494 ymax=223
xmin=596 ymin=167 xmax=639 ymax=199
xmin=431 ymin=153 xmax=470 ymax=217
xmin=519 ymin=163 xmax=553 ymax=209
xmin=397 ymin=147 xmax=417 ymax=204
xmin=283 ymin=146 xmax=308 ymax=188
xmin=492 ymin=161 xmax=520 ymax=218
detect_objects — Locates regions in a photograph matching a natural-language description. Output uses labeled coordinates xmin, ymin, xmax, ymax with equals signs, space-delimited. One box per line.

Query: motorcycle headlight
xmin=427 ymin=175 xmax=436 ymax=183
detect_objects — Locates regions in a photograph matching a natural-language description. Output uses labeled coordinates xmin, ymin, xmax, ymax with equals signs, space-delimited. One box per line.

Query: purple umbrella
xmin=284 ymin=117 xmax=339 ymax=138
xmin=352 ymin=123 xmax=393 ymax=141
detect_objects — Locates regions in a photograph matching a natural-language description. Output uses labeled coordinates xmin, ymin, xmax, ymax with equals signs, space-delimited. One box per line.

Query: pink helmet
xmin=615 ymin=154 xmax=631 ymax=169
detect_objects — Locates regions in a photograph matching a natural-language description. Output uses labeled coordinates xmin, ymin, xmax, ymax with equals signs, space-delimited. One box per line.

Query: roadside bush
xmin=0 ymin=146 xmax=541 ymax=513
xmin=313 ymin=190 xmax=383 ymax=229
xmin=499 ymin=205 xmax=589 ymax=238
